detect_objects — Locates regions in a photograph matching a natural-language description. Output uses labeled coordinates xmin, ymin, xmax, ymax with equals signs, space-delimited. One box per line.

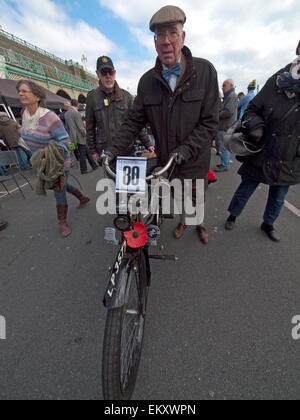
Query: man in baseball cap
xmin=104 ymin=5 xmax=220 ymax=245
xmin=96 ymin=56 xmax=115 ymax=72
xmin=86 ymin=55 xmax=152 ymax=162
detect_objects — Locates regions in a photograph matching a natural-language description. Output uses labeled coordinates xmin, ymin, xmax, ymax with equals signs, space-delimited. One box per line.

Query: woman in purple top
xmin=17 ymin=80 xmax=90 ymax=238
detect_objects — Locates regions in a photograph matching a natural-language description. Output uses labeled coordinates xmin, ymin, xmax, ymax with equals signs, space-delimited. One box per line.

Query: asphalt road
xmin=0 ymin=153 xmax=300 ymax=400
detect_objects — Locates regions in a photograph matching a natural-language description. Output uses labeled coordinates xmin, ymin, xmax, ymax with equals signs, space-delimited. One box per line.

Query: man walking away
xmin=65 ymin=99 xmax=97 ymax=175
xmin=215 ymin=79 xmax=238 ymax=172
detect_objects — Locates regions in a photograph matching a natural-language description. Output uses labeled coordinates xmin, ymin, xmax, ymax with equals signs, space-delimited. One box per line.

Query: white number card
xmin=116 ymin=157 xmax=147 ymax=194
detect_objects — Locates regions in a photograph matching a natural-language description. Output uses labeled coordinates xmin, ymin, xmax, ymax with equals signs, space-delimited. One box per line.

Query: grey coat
xmin=64 ymin=107 xmax=86 ymax=145
xmin=219 ymin=88 xmax=238 ymax=131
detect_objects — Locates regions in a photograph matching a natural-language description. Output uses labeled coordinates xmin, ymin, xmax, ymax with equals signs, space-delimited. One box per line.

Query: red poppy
xmin=124 ymin=223 xmax=148 ymax=248
xmin=208 ymin=169 xmax=217 ymax=184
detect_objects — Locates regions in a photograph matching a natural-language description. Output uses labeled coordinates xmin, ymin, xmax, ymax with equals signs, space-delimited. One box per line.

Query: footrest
xmin=162 ymin=214 xmax=174 ymax=219
xmin=149 ymin=254 xmax=179 ymax=262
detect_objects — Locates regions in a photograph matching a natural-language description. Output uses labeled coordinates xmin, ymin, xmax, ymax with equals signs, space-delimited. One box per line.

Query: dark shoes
xmin=225 ymin=215 xmax=236 ymax=230
xmin=173 ymin=223 xmax=210 ymax=244
xmin=174 ymin=223 xmax=187 ymax=240
xmin=225 ymin=217 xmax=280 ymax=242
xmin=215 ymin=165 xmax=229 ymax=173
xmin=196 ymin=225 xmax=210 ymax=245
xmin=261 ymin=223 xmax=281 ymax=242
xmin=0 ymin=221 xmax=8 ymax=232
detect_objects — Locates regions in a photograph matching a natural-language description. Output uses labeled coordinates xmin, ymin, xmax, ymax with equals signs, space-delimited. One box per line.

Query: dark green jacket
xmin=107 ymin=46 xmax=219 ymax=179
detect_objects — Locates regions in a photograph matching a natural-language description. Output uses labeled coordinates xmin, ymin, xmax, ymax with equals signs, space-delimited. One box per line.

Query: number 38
xmin=123 ymin=166 xmax=140 ymax=186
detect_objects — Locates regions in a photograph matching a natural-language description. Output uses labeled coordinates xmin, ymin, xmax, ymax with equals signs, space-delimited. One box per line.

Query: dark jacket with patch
xmin=238 ymin=64 xmax=300 ymax=186
xmin=86 ymin=82 xmax=150 ymax=154
xmin=107 ymin=46 xmax=219 ymax=179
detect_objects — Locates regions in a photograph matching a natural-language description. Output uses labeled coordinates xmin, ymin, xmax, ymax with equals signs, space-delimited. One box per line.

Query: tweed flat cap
xmin=149 ymin=5 xmax=186 ymax=32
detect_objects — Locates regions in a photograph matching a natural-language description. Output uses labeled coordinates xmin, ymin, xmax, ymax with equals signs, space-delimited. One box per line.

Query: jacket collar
xmin=99 ymin=80 xmax=123 ymax=102
xmin=153 ymin=46 xmax=196 ymax=90
xmin=224 ymin=87 xmax=235 ymax=98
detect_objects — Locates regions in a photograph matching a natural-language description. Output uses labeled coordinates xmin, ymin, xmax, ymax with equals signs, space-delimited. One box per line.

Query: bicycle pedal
xmin=162 ymin=214 xmax=174 ymax=219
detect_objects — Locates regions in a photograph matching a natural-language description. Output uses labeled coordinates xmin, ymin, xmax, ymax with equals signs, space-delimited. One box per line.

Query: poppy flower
xmin=124 ymin=223 xmax=148 ymax=248
xmin=208 ymin=169 xmax=217 ymax=184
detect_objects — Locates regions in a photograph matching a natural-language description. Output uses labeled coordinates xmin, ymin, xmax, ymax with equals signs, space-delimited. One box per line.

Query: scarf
xmin=22 ymin=107 xmax=49 ymax=135
xmin=99 ymin=80 xmax=122 ymax=103
xmin=277 ymin=56 xmax=300 ymax=98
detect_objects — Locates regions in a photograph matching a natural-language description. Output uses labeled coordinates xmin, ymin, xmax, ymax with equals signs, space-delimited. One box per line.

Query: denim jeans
xmin=217 ymin=130 xmax=231 ymax=168
xmin=54 ymin=172 xmax=77 ymax=205
xmin=0 ymin=166 xmax=8 ymax=176
xmin=228 ymin=177 xmax=290 ymax=225
xmin=12 ymin=147 xmax=31 ymax=169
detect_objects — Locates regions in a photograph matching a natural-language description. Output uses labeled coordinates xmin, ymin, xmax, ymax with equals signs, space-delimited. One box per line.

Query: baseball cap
xmin=97 ymin=56 xmax=115 ymax=72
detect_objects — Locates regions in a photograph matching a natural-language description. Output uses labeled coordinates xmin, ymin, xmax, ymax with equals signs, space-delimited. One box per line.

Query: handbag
xmin=224 ymin=121 xmax=263 ymax=157
xmin=224 ymin=101 xmax=300 ymax=157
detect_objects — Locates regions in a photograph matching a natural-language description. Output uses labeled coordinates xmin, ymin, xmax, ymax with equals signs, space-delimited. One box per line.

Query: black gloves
xmin=170 ymin=152 xmax=185 ymax=166
xmin=248 ymin=127 xmax=264 ymax=143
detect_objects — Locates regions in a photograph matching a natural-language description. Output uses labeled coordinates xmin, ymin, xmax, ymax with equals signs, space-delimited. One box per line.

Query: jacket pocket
xmin=182 ymin=89 xmax=205 ymax=102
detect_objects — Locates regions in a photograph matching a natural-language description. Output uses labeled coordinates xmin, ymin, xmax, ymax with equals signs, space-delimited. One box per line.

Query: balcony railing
xmin=0 ymin=28 xmax=98 ymax=81
xmin=0 ymin=46 xmax=97 ymax=91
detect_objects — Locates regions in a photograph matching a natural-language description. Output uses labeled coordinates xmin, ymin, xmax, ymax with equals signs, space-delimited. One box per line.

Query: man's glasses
xmin=101 ymin=69 xmax=115 ymax=76
xmin=154 ymin=30 xmax=182 ymax=43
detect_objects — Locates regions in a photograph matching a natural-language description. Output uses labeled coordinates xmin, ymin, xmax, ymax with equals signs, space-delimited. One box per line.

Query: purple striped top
xmin=20 ymin=111 xmax=71 ymax=169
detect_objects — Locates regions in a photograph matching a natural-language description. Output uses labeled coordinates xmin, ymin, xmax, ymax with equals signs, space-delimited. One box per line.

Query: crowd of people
xmin=0 ymin=5 xmax=299 ymax=245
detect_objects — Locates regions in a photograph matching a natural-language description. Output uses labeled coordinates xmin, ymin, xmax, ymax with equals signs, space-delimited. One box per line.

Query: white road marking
xmin=284 ymin=200 xmax=300 ymax=218
xmin=0 ymin=183 xmax=29 ymax=199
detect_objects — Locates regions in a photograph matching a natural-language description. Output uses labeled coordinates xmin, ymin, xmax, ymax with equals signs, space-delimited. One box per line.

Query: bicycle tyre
xmin=102 ymin=250 xmax=149 ymax=400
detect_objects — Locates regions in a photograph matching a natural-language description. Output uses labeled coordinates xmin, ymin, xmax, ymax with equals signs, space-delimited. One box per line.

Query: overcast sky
xmin=0 ymin=0 xmax=299 ymax=94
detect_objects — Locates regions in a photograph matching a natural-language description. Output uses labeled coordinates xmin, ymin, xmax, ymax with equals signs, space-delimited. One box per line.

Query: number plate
xmin=116 ymin=157 xmax=147 ymax=194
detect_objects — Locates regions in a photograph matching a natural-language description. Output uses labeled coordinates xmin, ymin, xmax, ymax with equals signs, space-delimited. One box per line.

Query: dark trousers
xmin=75 ymin=144 xmax=97 ymax=173
xmin=228 ymin=177 xmax=290 ymax=225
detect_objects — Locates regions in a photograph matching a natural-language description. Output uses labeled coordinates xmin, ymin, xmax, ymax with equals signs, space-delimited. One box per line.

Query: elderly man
xmin=104 ymin=5 xmax=219 ymax=244
xmin=215 ymin=79 xmax=238 ymax=172
xmin=86 ymin=56 xmax=152 ymax=163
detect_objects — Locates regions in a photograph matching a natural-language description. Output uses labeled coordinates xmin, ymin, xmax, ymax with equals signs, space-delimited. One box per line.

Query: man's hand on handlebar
xmin=101 ymin=151 xmax=114 ymax=166
xmin=170 ymin=152 xmax=185 ymax=166
xmin=93 ymin=153 xmax=100 ymax=163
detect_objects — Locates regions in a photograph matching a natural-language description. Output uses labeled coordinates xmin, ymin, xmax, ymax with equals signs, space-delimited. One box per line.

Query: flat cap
xmin=149 ymin=5 xmax=186 ymax=32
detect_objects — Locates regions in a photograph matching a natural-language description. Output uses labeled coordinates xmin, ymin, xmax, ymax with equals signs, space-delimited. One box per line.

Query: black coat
xmin=239 ymin=64 xmax=300 ymax=186
xmin=107 ymin=46 xmax=219 ymax=179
